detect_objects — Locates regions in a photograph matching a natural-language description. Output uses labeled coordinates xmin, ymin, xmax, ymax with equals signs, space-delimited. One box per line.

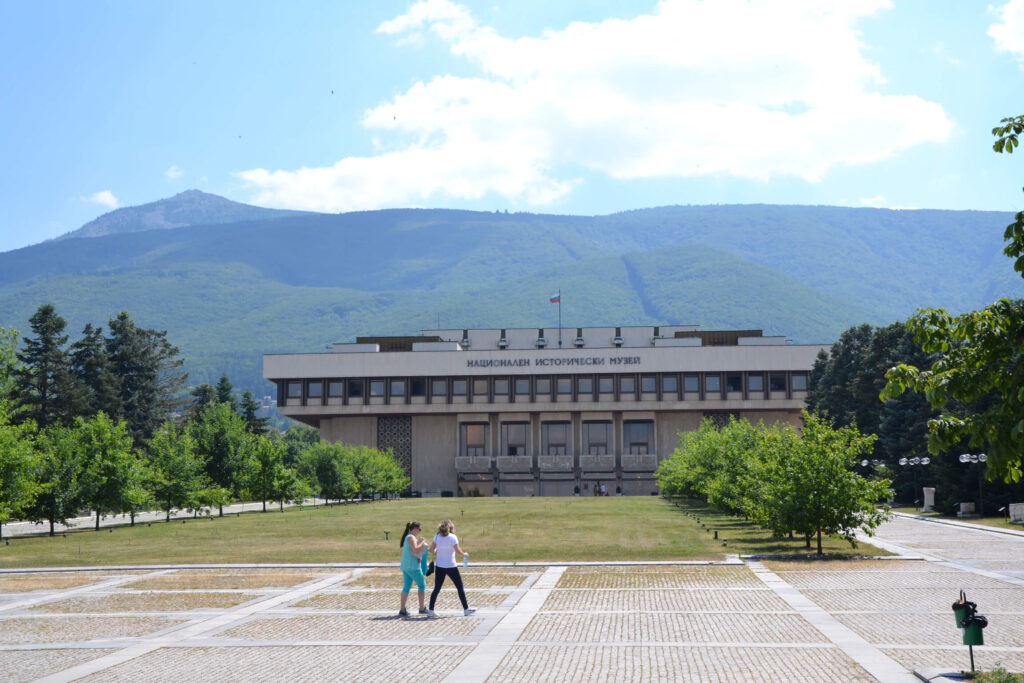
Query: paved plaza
xmin=0 ymin=515 xmax=1021 ymax=682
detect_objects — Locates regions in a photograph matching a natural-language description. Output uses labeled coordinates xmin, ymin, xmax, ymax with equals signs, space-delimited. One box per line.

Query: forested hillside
xmin=1 ymin=191 xmax=1019 ymax=395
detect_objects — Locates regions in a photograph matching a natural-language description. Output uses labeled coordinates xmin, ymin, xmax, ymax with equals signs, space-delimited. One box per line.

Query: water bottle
xmin=463 ymin=554 xmax=468 ymax=569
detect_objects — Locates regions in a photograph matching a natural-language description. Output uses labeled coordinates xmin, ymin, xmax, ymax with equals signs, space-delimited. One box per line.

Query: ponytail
xmin=400 ymin=521 xmax=420 ymax=547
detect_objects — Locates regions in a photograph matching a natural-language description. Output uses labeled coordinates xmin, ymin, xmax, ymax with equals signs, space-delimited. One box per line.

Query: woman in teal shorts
xmin=398 ymin=521 xmax=430 ymax=617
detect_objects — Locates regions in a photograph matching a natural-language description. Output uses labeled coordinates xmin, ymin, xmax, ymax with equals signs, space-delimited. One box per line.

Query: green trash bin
xmin=952 ymin=598 xmax=975 ymax=628
xmin=962 ymin=615 xmax=987 ymax=646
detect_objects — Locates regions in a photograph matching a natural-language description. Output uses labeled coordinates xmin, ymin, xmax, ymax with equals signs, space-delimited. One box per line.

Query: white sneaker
xmin=426 ymin=609 xmax=437 ymax=617
xmin=464 ymin=608 xmax=476 ymax=616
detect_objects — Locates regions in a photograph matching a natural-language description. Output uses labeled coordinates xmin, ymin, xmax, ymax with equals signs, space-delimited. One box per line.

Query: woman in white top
xmin=426 ymin=519 xmax=475 ymax=616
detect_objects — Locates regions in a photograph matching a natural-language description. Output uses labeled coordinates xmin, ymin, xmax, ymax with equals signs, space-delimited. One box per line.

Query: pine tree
xmin=215 ymin=374 xmax=237 ymax=413
xmin=69 ymin=323 xmax=121 ymax=419
xmin=189 ymin=383 xmax=217 ymax=418
xmin=12 ymin=304 xmax=83 ymax=428
xmin=240 ymin=390 xmax=269 ymax=435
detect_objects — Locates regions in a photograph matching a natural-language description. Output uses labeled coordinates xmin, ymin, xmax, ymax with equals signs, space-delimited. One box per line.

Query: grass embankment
xmin=891 ymin=507 xmax=1024 ymax=532
xmin=0 ymin=497 xmax=886 ymax=569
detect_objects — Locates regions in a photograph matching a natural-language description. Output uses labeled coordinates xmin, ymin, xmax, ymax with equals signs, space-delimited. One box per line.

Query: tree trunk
xmin=219 ymin=504 xmax=223 ymax=517
xmin=49 ymin=519 xmax=55 ymax=536
xmin=130 ymin=511 xmax=135 ymax=527
xmin=166 ymin=507 xmax=171 ymax=522
xmin=816 ymin=529 xmax=823 ymax=555
xmin=95 ymin=511 xmax=101 ymax=531
xmin=805 ymin=532 xmax=811 ymax=549
xmin=279 ymin=499 xmax=284 ymax=512
xmin=262 ymin=498 xmax=266 ymax=513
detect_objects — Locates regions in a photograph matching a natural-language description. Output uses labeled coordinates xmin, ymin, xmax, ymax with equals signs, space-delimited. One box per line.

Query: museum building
xmin=263 ymin=325 xmax=827 ymax=496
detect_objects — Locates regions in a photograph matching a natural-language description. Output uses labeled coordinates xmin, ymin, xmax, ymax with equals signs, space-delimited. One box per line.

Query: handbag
xmin=426 ymin=561 xmax=435 ymax=576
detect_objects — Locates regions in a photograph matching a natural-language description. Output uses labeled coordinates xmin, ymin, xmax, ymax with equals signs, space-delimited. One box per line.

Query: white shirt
xmin=434 ymin=533 xmax=459 ymax=568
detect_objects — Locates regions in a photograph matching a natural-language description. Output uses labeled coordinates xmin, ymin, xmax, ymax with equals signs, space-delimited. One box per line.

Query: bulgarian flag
xmin=549 ymin=293 xmax=560 ymax=303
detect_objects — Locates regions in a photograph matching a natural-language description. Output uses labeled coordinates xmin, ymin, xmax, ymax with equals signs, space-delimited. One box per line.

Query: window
xmin=662 ymin=374 xmax=678 ymax=393
xmin=557 ymin=377 xmax=572 ymax=394
xmin=409 ymin=378 xmax=425 ymax=397
xmin=624 ymin=420 xmax=654 ymax=454
xmin=683 ymin=375 xmax=699 ymax=392
xmin=542 ymin=422 xmax=569 ymax=455
xmin=287 ymin=381 xmax=302 ymax=399
xmin=501 ymin=422 xmax=529 ymax=456
xmin=599 ymin=376 xmax=614 ymax=393
xmin=583 ymin=421 xmax=612 ymax=455
xmin=370 ymin=380 xmax=385 ymax=397
xmin=791 ymin=373 xmax=808 ymax=391
xmin=515 ymin=378 xmax=530 ymax=395
xmin=328 ymin=381 xmax=343 ymax=398
xmin=770 ymin=374 xmax=787 ymax=392
xmin=748 ymin=373 xmax=764 ymax=392
xmin=726 ymin=374 xmax=742 ymax=392
xmin=705 ymin=374 xmax=721 ymax=393
xmin=640 ymin=375 xmax=657 ymax=393
xmin=431 ymin=379 xmax=447 ymax=396
xmin=577 ymin=377 xmax=593 ymax=394
xmin=460 ymin=423 xmax=487 ymax=457
xmin=620 ymin=375 xmax=635 ymax=393
xmin=473 ymin=378 xmax=488 ymax=396
xmin=494 ymin=378 xmax=509 ymax=395
xmin=307 ymin=381 xmax=323 ymax=399
xmin=536 ymin=378 xmax=551 ymax=395
xmin=452 ymin=379 xmax=467 ymax=396
xmin=390 ymin=379 xmax=406 ymax=397
xmin=347 ymin=379 xmax=364 ymax=398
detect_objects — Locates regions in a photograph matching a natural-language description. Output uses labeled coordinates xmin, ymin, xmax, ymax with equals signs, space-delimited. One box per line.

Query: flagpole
xmin=558 ymin=288 xmax=562 ymax=348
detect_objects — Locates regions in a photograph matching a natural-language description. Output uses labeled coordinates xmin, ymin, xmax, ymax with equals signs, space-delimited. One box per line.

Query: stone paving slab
xmin=346 ymin=570 xmax=533 ymax=590
xmin=295 ymin=589 xmax=510 ymax=610
xmin=520 ymin=612 xmax=825 ymax=644
xmin=0 ymin=648 xmax=118 ymax=682
xmin=31 ymin=591 xmax=259 ymax=614
xmin=0 ymin=615 xmax=185 ymax=644
xmin=487 ymin=645 xmax=878 ymax=682
xmin=835 ymin=613 xmax=1024 ymax=647
xmin=122 ymin=570 xmax=328 ymax=590
xmin=0 ymin=573 xmax=118 ymax=593
xmin=79 ymin=644 xmax=474 ymax=682
xmin=774 ymin=569 xmax=1010 ymax=590
xmin=557 ymin=566 xmax=762 ymax=588
xmin=542 ymin=588 xmax=790 ymax=612
xmin=801 ymin=588 xmax=1024 ymax=613
xmin=882 ymin=647 xmax=1024 ymax=674
xmin=220 ymin=613 xmax=484 ymax=641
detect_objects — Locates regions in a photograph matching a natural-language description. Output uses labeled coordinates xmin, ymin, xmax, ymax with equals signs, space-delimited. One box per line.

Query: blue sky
xmin=2 ymin=0 xmax=1023 ymax=253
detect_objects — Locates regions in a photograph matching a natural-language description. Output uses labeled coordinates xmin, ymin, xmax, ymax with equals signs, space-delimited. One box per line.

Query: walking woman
xmin=398 ymin=521 xmax=430 ymax=617
xmin=427 ymin=519 xmax=475 ymax=617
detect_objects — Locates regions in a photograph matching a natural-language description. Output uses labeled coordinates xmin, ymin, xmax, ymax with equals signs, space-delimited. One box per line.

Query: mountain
xmin=57 ymin=189 xmax=311 ymax=240
xmin=2 ymin=193 xmax=1020 ymax=396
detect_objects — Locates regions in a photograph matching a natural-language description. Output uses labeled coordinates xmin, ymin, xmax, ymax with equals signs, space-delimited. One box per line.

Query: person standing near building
xmin=398 ymin=521 xmax=430 ymax=617
xmin=426 ymin=519 xmax=475 ymax=617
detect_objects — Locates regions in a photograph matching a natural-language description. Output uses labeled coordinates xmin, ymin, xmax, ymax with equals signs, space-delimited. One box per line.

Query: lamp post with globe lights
xmin=898 ymin=456 xmax=930 ymax=509
xmin=959 ymin=453 xmax=987 ymax=516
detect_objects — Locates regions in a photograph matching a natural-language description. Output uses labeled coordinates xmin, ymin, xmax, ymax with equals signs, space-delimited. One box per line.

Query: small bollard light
xmin=109 ymin=529 xmax=113 ymax=533
xmin=722 ymin=540 xmax=727 ymax=546
xmin=714 ymin=531 xmax=718 ymax=539
xmin=384 ymin=530 xmax=390 ymax=541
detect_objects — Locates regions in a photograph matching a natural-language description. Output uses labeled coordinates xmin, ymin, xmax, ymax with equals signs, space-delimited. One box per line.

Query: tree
xmin=0 ymin=402 xmax=40 ymax=539
xmin=240 ymin=390 xmax=269 ymax=435
xmin=295 ymin=442 xmax=357 ymax=503
xmin=248 ymin=436 xmax=286 ymax=512
xmin=106 ymin=312 xmax=187 ymax=446
xmin=190 ymin=402 xmax=251 ymax=515
xmin=281 ymin=424 xmax=319 ymax=465
xmin=147 ymin=421 xmax=208 ymax=522
xmin=215 ymin=374 xmax=238 ymax=413
xmin=12 ymin=304 xmax=83 ymax=428
xmin=188 ymin=383 xmax=217 ymax=419
xmin=30 ymin=423 xmax=87 ymax=535
xmin=69 ymin=323 xmax=120 ymax=419
xmin=0 ymin=326 xmax=18 ymax=398
xmin=882 ymin=115 xmax=1024 ymax=483
xmin=76 ymin=412 xmax=139 ymax=530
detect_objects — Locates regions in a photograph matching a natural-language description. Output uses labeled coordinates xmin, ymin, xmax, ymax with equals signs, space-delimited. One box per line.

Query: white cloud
xmin=859 ymin=195 xmax=886 ymax=207
xmin=83 ymin=190 xmax=119 ymax=210
xmin=239 ymin=0 xmax=953 ymax=212
xmin=165 ymin=164 xmax=184 ymax=180
xmin=990 ymin=0 xmax=1024 ymax=66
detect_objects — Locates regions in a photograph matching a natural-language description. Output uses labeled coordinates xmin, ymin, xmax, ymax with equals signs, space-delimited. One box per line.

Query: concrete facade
xmin=264 ymin=326 xmax=826 ymax=496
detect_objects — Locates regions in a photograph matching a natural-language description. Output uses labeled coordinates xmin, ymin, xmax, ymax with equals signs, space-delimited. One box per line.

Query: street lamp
xmin=898 ymin=456 xmax=931 ymax=508
xmin=959 ymin=453 xmax=987 ymax=516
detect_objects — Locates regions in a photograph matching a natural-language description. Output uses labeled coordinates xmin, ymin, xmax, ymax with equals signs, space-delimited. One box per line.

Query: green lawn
xmin=0 ymin=497 xmax=886 ymax=568
xmin=892 ymin=507 xmax=1024 ymax=532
